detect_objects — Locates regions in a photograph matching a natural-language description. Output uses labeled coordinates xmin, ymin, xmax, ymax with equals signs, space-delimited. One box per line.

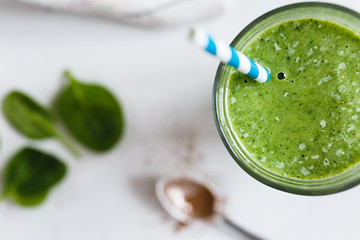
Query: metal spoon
xmin=155 ymin=176 xmax=261 ymax=240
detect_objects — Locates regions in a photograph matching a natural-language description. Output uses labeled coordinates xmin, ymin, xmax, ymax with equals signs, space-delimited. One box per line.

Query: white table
xmin=1 ymin=0 xmax=360 ymax=239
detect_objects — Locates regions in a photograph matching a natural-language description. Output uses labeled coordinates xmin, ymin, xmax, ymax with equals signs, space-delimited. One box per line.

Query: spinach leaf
xmin=2 ymin=91 xmax=54 ymax=139
xmin=54 ymin=71 xmax=125 ymax=152
xmin=2 ymin=91 xmax=79 ymax=157
xmin=12 ymin=191 xmax=48 ymax=206
xmin=1 ymin=147 xmax=67 ymax=206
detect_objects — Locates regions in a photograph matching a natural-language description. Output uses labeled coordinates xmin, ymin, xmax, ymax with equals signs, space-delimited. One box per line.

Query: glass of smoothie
xmin=213 ymin=2 xmax=360 ymax=195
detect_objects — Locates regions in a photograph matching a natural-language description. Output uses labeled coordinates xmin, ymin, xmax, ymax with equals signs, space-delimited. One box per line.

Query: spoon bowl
xmin=155 ymin=175 xmax=219 ymax=224
xmin=155 ymin=175 xmax=261 ymax=240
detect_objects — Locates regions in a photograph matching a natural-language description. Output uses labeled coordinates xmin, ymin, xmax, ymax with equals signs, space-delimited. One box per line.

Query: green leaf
xmin=2 ymin=147 xmax=67 ymax=207
xmin=2 ymin=91 xmax=79 ymax=157
xmin=2 ymin=91 xmax=54 ymax=139
xmin=54 ymin=71 xmax=125 ymax=152
xmin=12 ymin=191 xmax=48 ymax=207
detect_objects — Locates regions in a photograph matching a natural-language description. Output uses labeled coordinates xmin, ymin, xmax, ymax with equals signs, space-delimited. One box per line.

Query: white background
xmin=1 ymin=0 xmax=360 ymax=239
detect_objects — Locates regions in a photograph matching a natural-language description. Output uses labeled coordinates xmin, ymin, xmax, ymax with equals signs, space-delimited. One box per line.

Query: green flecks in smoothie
xmin=227 ymin=18 xmax=360 ymax=180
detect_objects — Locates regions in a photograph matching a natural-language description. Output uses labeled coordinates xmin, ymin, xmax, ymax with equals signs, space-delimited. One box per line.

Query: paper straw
xmin=188 ymin=27 xmax=270 ymax=83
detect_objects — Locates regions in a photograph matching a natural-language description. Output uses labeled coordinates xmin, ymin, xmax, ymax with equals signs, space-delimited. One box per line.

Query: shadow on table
xmin=129 ymin=175 xmax=164 ymax=212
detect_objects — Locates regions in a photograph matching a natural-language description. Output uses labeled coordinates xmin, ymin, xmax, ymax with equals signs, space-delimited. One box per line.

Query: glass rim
xmin=213 ymin=2 xmax=360 ymax=195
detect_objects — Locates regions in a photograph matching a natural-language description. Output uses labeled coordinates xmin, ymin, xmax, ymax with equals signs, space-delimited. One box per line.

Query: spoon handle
xmin=223 ymin=216 xmax=263 ymax=240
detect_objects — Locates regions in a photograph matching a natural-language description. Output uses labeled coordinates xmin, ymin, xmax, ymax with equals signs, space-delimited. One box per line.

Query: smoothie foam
xmin=227 ymin=18 xmax=360 ymax=180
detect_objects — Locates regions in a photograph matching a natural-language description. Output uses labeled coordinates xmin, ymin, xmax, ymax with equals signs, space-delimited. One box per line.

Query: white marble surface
xmin=1 ymin=0 xmax=360 ymax=239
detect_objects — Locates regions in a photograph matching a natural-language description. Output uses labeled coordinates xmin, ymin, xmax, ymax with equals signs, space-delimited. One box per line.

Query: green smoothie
xmin=227 ymin=18 xmax=360 ymax=180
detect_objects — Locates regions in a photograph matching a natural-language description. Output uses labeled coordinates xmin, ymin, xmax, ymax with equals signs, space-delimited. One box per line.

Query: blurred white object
xmin=17 ymin=0 xmax=229 ymax=26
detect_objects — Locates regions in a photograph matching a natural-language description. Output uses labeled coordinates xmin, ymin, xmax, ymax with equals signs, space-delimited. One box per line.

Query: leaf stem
xmin=64 ymin=70 xmax=76 ymax=84
xmin=54 ymin=131 xmax=81 ymax=158
xmin=0 ymin=193 xmax=5 ymax=202
xmin=0 ymin=188 xmax=10 ymax=203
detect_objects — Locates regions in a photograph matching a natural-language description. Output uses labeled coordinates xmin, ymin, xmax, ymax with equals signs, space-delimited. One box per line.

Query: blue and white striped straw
xmin=188 ymin=27 xmax=270 ymax=83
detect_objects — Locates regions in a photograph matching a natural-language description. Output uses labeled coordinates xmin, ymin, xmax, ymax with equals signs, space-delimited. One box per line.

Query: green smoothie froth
xmin=227 ymin=18 xmax=360 ymax=180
